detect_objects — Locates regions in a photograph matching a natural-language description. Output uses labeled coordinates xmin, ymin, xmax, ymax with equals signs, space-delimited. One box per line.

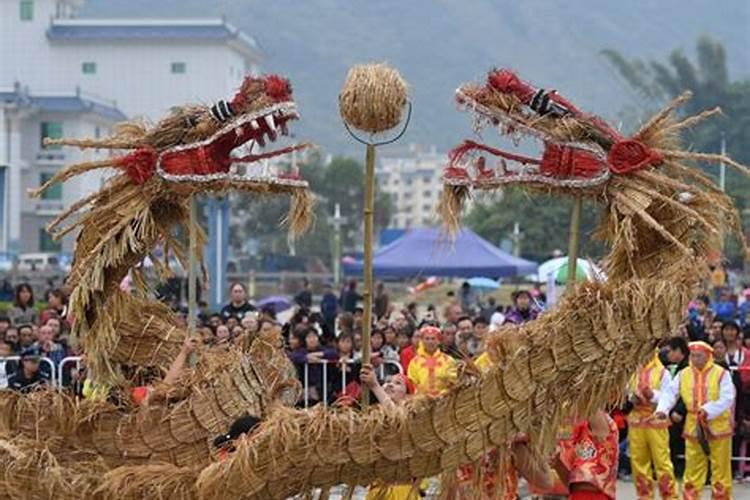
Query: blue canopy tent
xmin=343 ymin=228 xmax=537 ymax=278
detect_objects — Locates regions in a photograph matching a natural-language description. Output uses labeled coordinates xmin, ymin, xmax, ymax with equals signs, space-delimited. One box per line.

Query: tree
xmin=465 ymin=190 xmax=603 ymax=264
xmin=602 ymin=36 xmax=750 ymax=265
xmin=229 ymin=154 xmax=393 ymax=268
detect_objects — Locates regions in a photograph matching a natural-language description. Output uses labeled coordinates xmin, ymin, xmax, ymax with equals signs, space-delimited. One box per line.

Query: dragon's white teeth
xmin=280 ymin=122 xmax=289 ymax=136
xmin=250 ymin=120 xmax=260 ymax=130
xmin=264 ymin=115 xmax=276 ymax=133
xmin=257 ymin=136 xmax=266 ymax=148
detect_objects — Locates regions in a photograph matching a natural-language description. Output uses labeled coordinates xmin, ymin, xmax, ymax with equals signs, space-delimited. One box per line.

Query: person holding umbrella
xmin=653 ymin=341 xmax=736 ymax=499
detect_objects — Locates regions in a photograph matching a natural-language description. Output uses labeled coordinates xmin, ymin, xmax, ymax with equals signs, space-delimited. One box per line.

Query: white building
xmin=0 ymin=0 xmax=263 ymax=252
xmin=377 ymin=144 xmax=457 ymax=229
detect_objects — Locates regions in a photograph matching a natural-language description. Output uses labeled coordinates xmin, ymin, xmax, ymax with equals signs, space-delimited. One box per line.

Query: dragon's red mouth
xmin=157 ymin=102 xmax=311 ymax=187
xmin=445 ymin=86 xmax=611 ymax=189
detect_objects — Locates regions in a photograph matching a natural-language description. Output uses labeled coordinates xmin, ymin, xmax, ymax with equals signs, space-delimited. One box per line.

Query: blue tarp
xmin=344 ymin=227 xmax=538 ymax=278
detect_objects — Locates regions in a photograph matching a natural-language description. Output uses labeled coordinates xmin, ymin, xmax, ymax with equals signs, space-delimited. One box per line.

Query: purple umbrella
xmin=256 ymin=295 xmax=292 ymax=313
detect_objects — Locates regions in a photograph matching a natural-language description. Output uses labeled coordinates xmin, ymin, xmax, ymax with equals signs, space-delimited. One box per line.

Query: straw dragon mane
xmin=1 ymin=70 xmax=748 ymax=499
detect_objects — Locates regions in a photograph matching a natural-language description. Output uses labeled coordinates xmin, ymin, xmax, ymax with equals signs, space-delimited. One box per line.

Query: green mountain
xmin=81 ymin=0 xmax=749 ymax=154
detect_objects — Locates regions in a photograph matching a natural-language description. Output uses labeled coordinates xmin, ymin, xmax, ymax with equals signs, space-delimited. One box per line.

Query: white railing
xmin=0 ymin=355 xmax=58 ymax=387
xmin=301 ymin=359 xmax=403 ymax=408
xmin=58 ymin=356 xmax=83 ymax=391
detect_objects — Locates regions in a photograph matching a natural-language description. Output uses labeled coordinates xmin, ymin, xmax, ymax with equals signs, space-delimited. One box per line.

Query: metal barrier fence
xmin=0 ymin=355 xmax=58 ymax=387
xmin=301 ymin=359 xmax=403 ymax=408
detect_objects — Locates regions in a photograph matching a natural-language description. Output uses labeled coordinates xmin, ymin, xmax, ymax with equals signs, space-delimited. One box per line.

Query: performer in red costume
xmin=554 ymin=410 xmax=619 ymax=500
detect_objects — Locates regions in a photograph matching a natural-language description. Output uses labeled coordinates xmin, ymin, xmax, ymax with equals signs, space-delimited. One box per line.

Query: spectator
xmin=18 ymin=324 xmax=35 ymax=351
xmin=241 ymin=314 xmax=259 ymax=335
xmin=466 ymin=316 xmax=489 ymax=357
xmin=406 ymin=325 xmax=457 ymax=396
xmin=340 ymin=280 xmax=362 ymax=314
xmin=505 ymin=290 xmax=539 ymax=325
xmin=490 ymin=306 xmax=506 ymax=331
xmin=739 ymin=289 xmax=750 ymax=327
xmin=320 ymin=283 xmax=338 ymax=333
xmin=706 ymin=319 xmax=724 ymax=344
xmin=440 ymin=322 xmax=462 ymax=359
xmin=664 ymin=336 xmax=689 ymax=479
xmin=711 ymin=338 xmax=729 ymax=368
xmin=395 ymin=329 xmax=410 ymax=352
xmin=443 ymin=303 xmax=463 ymax=325
xmin=687 ymin=294 xmax=712 ymax=340
xmin=294 ymin=279 xmax=313 ymax=309
xmin=400 ymin=328 xmax=421 ymax=374
xmin=459 ymin=282 xmax=478 ymax=314
xmin=373 ymin=282 xmax=390 ymax=320
xmin=208 ymin=313 xmax=223 ymax=331
xmin=455 ymin=316 xmax=473 ymax=356
xmin=0 ymin=341 xmax=15 ymax=389
xmin=220 ymin=283 xmax=256 ymax=322
xmin=8 ymin=348 xmax=48 ymax=393
xmin=337 ymin=312 xmax=354 ymax=337
xmin=712 ymin=288 xmax=736 ymax=322
xmin=226 ymin=316 xmax=240 ymax=331
xmin=288 ymin=328 xmax=337 ymax=405
xmin=381 ymin=325 xmax=400 ymax=362
xmin=0 ymin=316 xmax=10 ymax=340
xmin=480 ymin=297 xmax=497 ymax=323
xmin=32 ymin=324 xmax=66 ymax=368
xmin=4 ymin=328 xmax=19 ymax=353
xmin=721 ymin=321 xmax=744 ymax=366
xmin=46 ymin=288 xmax=68 ymax=319
xmin=213 ymin=324 xmax=232 ymax=349
xmin=9 ymin=283 xmax=38 ymax=326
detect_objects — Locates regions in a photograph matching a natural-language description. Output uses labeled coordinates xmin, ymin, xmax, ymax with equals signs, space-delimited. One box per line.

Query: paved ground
xmin=326 ymin=480 xmax=750 ymax=498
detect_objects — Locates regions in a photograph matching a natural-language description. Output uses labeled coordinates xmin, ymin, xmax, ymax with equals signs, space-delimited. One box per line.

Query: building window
xmin=82 ymin=62 xmax=97 ymax=74
xmin=39 ymin=228 xmax=61 ymax=252
xmin=19 ymin=0 xmax=33 ymax=21
xmin=423 ymin=190 xmax=432 ymax=197
xmin=422 ymin=204 xmax=432 ymax=212
xmin=171 ymin=62 xmax=186 ymax=74
xmin=422 ymin=176 xmax=431 ymax=183
xmin=40 ymin=122 xmax=63 ymax=149
xmin=39 ymin=173 xmax=63 ymax=200
xmin=403 ymin=192 xmax=412 ymax=200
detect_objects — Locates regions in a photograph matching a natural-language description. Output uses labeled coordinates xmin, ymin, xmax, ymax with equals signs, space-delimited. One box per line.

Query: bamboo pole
xmin=566 ymin=197 xmax=583 ymax=292
xmin=188 ymin=196 xmax=198 ymax=365
xmin=361 ymin=144 xmax=376 ymax=408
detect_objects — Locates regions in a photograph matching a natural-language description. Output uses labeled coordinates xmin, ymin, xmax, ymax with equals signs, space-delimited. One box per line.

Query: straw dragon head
xmin=115 ymin=74 xmax=311 ymax=192
xmin=443 ymin=68 xmax=665 ymax=193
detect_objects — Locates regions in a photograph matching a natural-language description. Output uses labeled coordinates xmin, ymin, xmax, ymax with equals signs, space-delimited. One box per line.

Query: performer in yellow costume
xmin=627 ymin=353 xmax=677 ymax=499
xmin=407 ymin=325 xmax=457 ymax=396
xmin=655 ymin=341 xmax=735 ymax=500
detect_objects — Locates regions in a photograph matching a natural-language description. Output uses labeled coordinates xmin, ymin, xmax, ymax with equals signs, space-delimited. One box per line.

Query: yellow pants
xmin=682 ymin=436 xmax=731 ymax=500
xmin=629 ymin=426 xmax=677 ymax=499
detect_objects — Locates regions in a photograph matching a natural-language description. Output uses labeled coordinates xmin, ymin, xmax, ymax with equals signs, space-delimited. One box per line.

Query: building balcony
xmin=33 ymin=200 xmax=65 ymax=216
xmin=36 ymin=150 xmax=66 ymax=165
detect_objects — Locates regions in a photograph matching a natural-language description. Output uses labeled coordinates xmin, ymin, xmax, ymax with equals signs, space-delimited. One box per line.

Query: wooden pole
xmin=361 ymin=143 xmax=376 ymax=408
xmin=566 ymin=197 xmax=582 ymax=291
xmin=187 ymin=196 xmax=198 ymax=365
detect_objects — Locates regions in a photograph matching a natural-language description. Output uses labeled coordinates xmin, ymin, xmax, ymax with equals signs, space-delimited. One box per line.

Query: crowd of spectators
xmin=3 ymin=271 xmax=750 ymax=482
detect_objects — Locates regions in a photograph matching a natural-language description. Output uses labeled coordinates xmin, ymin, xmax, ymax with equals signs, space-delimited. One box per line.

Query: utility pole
xmin=328 ymin=203 xmax=346 ymax=286
xmin=510 ymin=222 xmax=522 ymax=257
xmin=720 ymin=132 xmax=726 ymax=192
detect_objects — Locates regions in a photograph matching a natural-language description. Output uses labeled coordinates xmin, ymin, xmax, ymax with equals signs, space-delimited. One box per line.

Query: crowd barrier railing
xmin=302 ymin=359 xmax=403 ymax=408
xmin=0 ymin=355 xmax=57 ymax=387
